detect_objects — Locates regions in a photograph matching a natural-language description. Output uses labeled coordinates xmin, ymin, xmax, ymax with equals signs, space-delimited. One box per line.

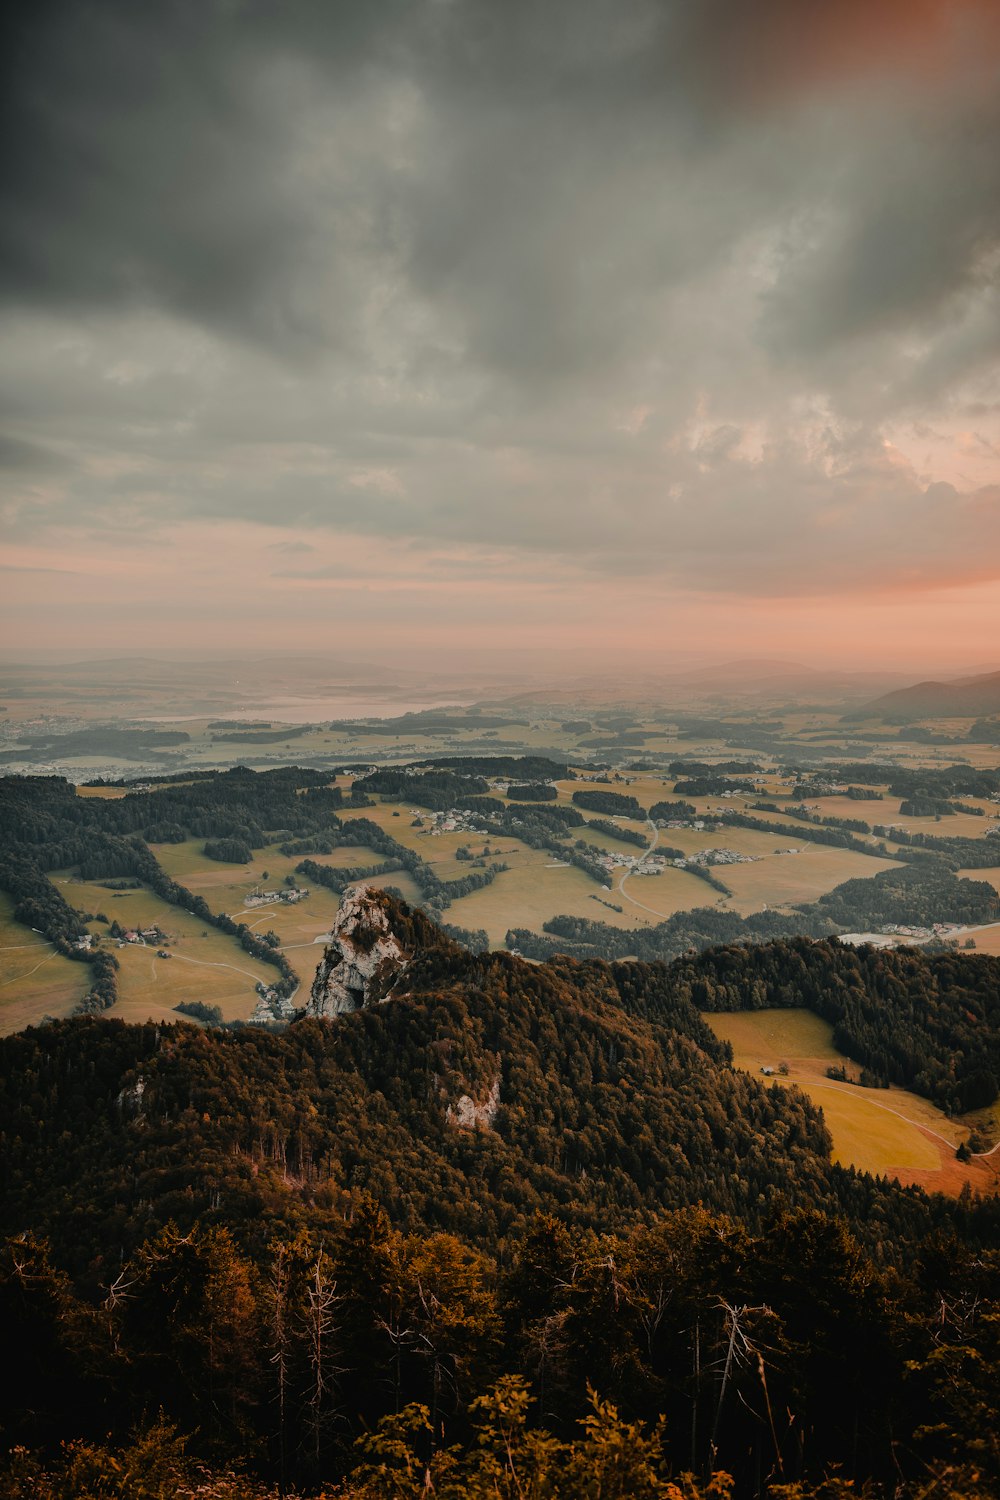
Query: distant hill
xmin=844 ymin=668 xmax=1000 ymax=723
xmin=495 ymin=659 xmax=911 ymax=708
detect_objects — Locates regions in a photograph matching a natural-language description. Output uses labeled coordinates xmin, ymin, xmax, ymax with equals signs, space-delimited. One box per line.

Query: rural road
xmin=616 ymin=819 xmax=670 ymax=918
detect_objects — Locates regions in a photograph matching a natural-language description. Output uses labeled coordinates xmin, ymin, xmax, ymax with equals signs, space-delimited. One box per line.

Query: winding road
xmin=615 ymin=819 xmax=671 ymax=918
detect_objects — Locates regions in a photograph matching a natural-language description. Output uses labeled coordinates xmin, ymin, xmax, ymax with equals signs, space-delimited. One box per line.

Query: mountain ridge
xmin=844 ymin=667 xmax=1000 ymax=722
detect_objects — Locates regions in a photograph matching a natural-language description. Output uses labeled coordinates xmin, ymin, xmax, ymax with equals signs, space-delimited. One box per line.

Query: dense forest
xmin=1 ymin=894 xmax=998 ymax=1498
xmin=3 ymin=767 xmax=1000 ymax=1496
xmin=510 ymin=926 xmax=1000 ymax=1113
xmin=670 ymin=937 xmax=1000 ymax=1112
xmin=571 ymin=789 xmax=646 ymax=818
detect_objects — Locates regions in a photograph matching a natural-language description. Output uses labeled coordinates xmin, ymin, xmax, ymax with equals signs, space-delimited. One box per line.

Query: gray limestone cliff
xmin=307 ymin=886 xmax=409 ymax=1017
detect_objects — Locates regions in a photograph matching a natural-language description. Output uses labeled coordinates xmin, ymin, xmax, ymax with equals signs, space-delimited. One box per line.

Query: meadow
xmin=57 ymin=873 xmax=281 ymax=1023
xmin=717 ymin=844 xmax=899 ymax=915
xmin=0 ymin=891 xmax=89 ymax=1035
xmin=704 ymin=1007 xmax=1000 ymax=1194
xmin=446 ymin=847 xmax=651 ymax=947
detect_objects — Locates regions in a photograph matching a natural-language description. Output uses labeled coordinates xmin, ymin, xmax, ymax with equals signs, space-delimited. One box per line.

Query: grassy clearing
xmin=704 ymin=1008 xmax=970 ymax=1182
xmin=361 ymin=869 xmax=425 ymax=906
xmin=340 ymin=803 xmax=464 ymax=855
xmin=0 ymin=893 xmax=88 ymax=1035
xmin=719 ymin=846 xmax=899 ymax=916
xmin=578 ymin=820 xmax=651 ymax=855
xmin=616 ymin=865 xmax=727 ymax=921
xmin=149 ymin=839 xmax=362 ymax=929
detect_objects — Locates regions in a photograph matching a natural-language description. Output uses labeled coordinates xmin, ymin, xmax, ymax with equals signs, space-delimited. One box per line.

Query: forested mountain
xmin=2 ymin=892 xmax=999 ymax=1498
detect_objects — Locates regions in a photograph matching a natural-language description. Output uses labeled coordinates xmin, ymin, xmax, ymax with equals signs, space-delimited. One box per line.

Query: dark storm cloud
xmin=1 ymin=0 xmax=999 ymax=595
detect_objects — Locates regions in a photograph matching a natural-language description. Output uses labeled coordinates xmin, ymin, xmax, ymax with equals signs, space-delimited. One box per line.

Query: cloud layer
xmin=1 ymin=0 xmax=999 ymax=659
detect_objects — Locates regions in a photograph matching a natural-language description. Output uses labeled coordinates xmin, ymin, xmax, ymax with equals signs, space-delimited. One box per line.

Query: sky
xmin=2 ymin=0 xmax=999 ymax=673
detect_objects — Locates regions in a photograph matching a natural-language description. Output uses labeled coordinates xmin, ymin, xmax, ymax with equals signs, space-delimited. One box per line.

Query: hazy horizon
xmin=2 ymin=1 xmax=999 ymax=670
xmin=2 ymin=643 xmax=998 ymax=688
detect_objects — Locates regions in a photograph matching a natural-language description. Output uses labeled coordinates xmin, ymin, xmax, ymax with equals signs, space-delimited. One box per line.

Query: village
xmin=248 ymin=983 xmax=298 ymax=1026
xmin=591 ymin=845 xmax=761 ymax=877
xmin=242 ymin=885 xmax=310 ymax=908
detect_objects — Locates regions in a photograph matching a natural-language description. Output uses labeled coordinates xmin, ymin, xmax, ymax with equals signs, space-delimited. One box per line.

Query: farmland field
xmin=717 ymin=845 xmax=899 ymax=915
xmin=446 ymin=848 xmax=651 ymax=947
xmin=705 ymin=1007 xmax=1000 ymax=1194
xmin=56 ymin=874 xmax=282 ymax=1023
xmin=0 ymin=892 xmax=89 ymax=1035
xmin=615 ymin=864 xmax=729 ymax=921
xmin=953 ymin=919 xmax=1000 ymax=954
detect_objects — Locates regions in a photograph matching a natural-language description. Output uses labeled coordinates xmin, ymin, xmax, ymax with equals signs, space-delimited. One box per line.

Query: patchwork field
xmin=705 ymin=1007 xmax=999 ymax=1195
xmin=5 ymin=733 xmax=1000 ymax=1038
xmin=151 ymin=838 xmax=359 ymax=932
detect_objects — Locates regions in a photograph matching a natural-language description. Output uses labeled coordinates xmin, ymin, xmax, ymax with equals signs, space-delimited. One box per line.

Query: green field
xmin=0 ymin=892 xmax=89 ymax=1035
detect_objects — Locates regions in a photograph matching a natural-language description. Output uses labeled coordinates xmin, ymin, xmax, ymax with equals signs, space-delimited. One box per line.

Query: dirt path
xmin=0 ymin=950 xmax=59 ymax=987
xmin=793 ymin=1075 xmax=999 ymax=1160
xmin=802 ymin=1077 xmax=958 ymax=1150
xmin=227 ymin=910 xmax=278 ymax=931
xmin=170 ymin=952 xmax=264 ymax=982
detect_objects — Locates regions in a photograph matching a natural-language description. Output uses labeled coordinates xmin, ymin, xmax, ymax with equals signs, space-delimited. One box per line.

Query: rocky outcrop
xmin=307 ymin=886 xmax=409 ymax=1018
xmin=115 ymin=1075 xmax=146 ymax=1114
xmin=446 ymin=1073 xmax=501 ymax=1131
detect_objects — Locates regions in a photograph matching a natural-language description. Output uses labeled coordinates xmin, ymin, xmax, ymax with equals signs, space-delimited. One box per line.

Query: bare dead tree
xmin=707 ymin=1299 xmax=784 ymax=1481
xmin=303 ymin=1248 xmax=345 ymax=1469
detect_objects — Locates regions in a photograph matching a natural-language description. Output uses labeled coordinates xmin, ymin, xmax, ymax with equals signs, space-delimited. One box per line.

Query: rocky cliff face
xmin=307 ymin=886 xmax=409 ymax=1018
